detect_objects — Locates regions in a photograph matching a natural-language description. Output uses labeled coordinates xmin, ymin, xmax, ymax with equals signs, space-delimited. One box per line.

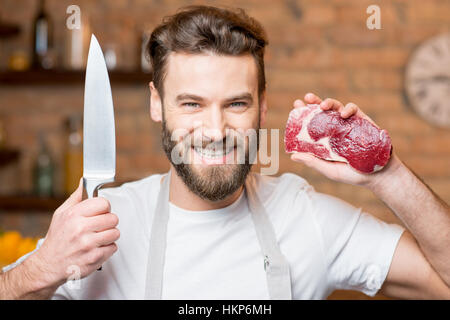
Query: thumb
xmin=55 ymin=178 xmax=84 ymax=214
xmin=291 ymin=152 xmax=314 ymax=164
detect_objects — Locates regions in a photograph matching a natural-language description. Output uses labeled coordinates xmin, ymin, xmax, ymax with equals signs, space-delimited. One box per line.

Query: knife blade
xmin=83 ymin=34 xmax=116 ymax=200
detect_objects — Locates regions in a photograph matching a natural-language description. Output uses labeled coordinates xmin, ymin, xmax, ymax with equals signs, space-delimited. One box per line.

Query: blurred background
xmin=0 ymin=0 xmax=449 ymax=299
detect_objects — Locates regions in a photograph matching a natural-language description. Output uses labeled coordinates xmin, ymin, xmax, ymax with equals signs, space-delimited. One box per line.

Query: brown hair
xmin=147 ymin=5 xmax=268 ymax=99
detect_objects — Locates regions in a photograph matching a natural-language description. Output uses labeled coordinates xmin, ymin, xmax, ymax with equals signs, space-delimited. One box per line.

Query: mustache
xmin=162 ymin=123 xmax=261 ymax=166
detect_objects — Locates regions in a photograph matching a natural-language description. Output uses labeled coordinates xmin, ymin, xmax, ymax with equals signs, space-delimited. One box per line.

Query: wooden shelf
xmin=0 ymin=195 xmax=66 ymax=212
xmin=0 ymin=180 xmax=131 ymax=212
xmin=0 ymin=69 xmax=151 ymax=86
xmin=0 ymin=21 xmax=20 ymax=38
xmin=0 ymin=149 xmax=20 ymax=167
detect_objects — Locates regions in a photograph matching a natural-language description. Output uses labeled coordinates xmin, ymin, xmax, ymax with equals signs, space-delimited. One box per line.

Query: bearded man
xmin=1 ymin=5 xmax=449 ymax=300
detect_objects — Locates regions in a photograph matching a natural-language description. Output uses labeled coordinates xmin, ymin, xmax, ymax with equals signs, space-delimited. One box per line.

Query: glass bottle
xmin=0 ymin=118 xmax=6 ymax=149
xmin=32 ymin=0 xmax=53 ymax=69
xmin=64 ymin=115 xmax=83 ymax=195
xmin=33 ymin=133 xmax=54 ymax=197
xmin=140 ymin=31 xmax=151 ymax=73
xmin=64 ymin=11 xmax=91 ymax=70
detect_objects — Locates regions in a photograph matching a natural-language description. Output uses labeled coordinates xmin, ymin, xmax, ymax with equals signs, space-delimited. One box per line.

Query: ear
xmin=149 ymin=81 xmax=162 ymax=122
xmin=259 ymin=91 xmax=268 ymax=127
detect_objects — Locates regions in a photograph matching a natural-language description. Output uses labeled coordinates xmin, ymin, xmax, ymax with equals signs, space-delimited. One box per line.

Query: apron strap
xmin=145 ymin=170 xmax=292 ymax=300
xmin=245 ymin=177 xmax=292 ymax=300
xmin=145 ymin=170 xmax=171 ymax=299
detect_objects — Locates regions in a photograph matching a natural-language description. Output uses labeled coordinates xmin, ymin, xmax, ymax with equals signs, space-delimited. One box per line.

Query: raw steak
xmin=284 ymin=104 xmax=392 ymax=173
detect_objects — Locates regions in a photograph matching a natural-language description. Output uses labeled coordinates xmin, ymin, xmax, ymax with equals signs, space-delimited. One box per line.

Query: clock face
xmin=405 ymin=33 xmax=450 ymax=128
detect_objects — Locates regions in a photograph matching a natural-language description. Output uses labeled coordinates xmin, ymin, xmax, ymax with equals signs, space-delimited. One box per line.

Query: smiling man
xmin=1 ymin=5 xmax=449 ymax=300
xmin=158 ymin=52 xmax=260 ymax=205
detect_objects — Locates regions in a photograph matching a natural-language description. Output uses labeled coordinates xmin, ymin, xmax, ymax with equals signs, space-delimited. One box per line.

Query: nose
xmin=202 ymin=105 xmax=226 ymax=142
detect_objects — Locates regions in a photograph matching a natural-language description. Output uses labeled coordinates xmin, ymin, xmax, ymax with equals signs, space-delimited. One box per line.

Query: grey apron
xmin=144 ymin=170 xmax=292 ymax=299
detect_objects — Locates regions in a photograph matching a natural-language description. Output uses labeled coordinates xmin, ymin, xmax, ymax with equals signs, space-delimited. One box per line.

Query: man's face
xmin=151 ymin=52 xmax=265 ymax=201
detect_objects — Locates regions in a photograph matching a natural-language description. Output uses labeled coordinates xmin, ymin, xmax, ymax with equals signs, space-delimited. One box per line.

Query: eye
xmin=229 ymin=101 xmax=247 ymax=108
xmin=182 ymin=102 xmax=200 ymax=108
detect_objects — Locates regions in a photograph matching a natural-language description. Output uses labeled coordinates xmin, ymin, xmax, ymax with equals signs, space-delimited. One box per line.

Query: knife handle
xmin=82 ymin=177 xmax=115 ymax=271
xmin=82 ymin=177 xmax=114 ymax=200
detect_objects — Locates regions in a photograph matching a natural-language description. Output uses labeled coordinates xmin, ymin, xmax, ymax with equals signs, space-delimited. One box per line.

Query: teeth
xmin=194 ymin=147 xmax=234 ymax=158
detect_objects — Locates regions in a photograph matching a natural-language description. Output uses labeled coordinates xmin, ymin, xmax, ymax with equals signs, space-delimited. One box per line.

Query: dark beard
xmin=161 ymin=120 xmax=258 ymax=202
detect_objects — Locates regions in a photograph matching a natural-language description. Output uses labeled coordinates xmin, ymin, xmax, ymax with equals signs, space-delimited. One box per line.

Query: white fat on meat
xmin=293 ymin=106 xmax=347 ymax=163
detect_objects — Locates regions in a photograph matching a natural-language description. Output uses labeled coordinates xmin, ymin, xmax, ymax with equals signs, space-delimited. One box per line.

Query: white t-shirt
xmin=3 ymin=172 xmax=404 ymax=299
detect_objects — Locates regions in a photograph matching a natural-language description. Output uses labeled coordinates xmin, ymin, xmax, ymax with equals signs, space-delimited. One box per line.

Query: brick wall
xmin=0 ymin=0 xmax=449 ymax=299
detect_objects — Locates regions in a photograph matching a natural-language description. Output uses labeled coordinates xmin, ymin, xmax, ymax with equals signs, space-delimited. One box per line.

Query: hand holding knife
xmin=18 ymin=35 xmax=119 ymax=292
xmin=82 ymin=34 xmax=117 ymax=270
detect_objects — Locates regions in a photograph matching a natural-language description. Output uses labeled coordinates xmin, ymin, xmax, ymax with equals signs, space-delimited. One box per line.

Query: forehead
xmin=163 ymin=52 xmax=258 ymax=99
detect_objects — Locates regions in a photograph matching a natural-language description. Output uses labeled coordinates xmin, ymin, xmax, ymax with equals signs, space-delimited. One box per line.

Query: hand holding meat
xmin=286 ymin=93 xmax=399 ymax=187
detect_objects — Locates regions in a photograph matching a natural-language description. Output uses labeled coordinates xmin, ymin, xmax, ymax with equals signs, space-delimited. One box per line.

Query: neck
xmin=166 ymin=164 xmax=244 ymax=211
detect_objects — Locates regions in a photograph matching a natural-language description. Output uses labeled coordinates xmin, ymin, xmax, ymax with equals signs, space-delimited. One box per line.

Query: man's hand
xmin=35 ymin=179 xmax=120 ymax=286
xmin=290 ymin=93 xmax=450 ymax=298
xmin=289 ymin=92 xmax=401 ymax=187
xmin=0 ymin=179 xmax=120 ymax=299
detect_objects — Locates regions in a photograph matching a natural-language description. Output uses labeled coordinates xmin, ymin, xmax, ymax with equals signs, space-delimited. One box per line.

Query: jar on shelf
xmin=0 ymin=118 xmax=6 ymax=149
xmin=64 ymin=115 xmax=83 ymax=195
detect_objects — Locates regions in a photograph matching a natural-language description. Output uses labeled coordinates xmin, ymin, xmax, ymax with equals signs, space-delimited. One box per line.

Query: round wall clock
xmin=405 ymin=32 xmax=450 ymax=128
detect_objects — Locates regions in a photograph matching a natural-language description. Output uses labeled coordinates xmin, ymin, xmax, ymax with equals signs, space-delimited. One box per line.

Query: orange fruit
xmin=0 ymin=231 xmax=22 ymax=265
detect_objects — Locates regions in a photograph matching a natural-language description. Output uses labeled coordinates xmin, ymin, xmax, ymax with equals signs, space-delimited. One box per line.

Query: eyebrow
xmin=175 ymin=92 xmax=254 ymax=104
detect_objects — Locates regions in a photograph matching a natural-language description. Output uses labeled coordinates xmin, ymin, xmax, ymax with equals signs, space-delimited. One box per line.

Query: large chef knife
xmin=83 ymin=34 xmax=116 ymax=200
